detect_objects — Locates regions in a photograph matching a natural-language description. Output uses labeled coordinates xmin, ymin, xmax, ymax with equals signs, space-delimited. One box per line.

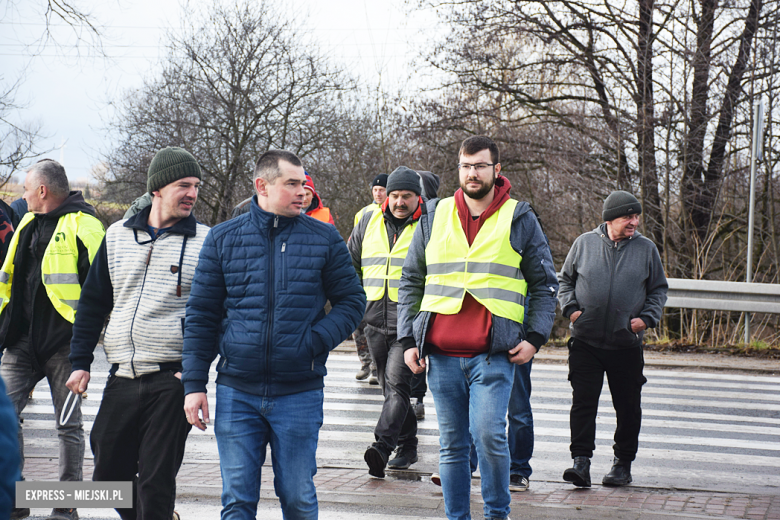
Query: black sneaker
xmin=46 ymin=508 xmax=79 ymax=520
xmin=11 ymin=508 xmax=30 ymax=520
xmin=364 ymin=445 xmax=388 ymax=478
xmin=509 ymin=474 xmax=529 ymax=492
xmin=387 ymin=446 xmax=419 ymax=469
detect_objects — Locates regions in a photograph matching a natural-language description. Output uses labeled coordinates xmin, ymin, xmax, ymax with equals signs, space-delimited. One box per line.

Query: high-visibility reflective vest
xmin=420 ymin=197 xmax=526 ymax=323
xmin=360 ymin=209 xmax=417 ymax=302
xmin=308 ymin=206 xmax=332 ymax=224
xmin=353 ymin=202 xmax=378 ymax=227
xmin=0 ymin=211 xmax=104 ymax=323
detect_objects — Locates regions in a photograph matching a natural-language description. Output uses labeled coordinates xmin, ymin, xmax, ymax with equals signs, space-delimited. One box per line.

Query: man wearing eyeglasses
xmin=398 ymin=136 xmax=558 ymax=520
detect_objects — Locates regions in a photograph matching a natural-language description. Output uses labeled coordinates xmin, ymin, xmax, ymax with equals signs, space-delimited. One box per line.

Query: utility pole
xmin=745 ymin=99 xmax=765 ymax=344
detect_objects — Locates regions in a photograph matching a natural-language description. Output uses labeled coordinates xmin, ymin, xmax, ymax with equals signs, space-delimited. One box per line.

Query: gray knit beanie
xmin=147 ymin=147 xmax=202 ymax=193
xmin=602 ymin=190 xmax=642 ymax=221
xmin=386 ymin=167 xmax=422 ymax=196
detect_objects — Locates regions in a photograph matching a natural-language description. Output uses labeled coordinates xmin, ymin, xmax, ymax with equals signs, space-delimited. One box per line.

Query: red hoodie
xmin=425 ymin=175 xmax=513 ymax=357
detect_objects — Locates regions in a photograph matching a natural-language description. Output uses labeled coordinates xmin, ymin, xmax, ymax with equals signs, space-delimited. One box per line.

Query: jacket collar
xmin=596 ymin=223 xmax=641 ymax=248
xmin=124 ymin=204 xmax=198 ymax=237
xmin=249 ymin=195 xmax=301 ymax=230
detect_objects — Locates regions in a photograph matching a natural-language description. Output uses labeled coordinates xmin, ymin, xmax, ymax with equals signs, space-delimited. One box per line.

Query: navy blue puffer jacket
xmin=182 ymin=198 xmax=366 ymax=397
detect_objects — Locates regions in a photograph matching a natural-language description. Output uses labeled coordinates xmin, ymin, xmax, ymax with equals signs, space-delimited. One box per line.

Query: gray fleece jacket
xmin=558 ymin=224 xmax=668 ymax=350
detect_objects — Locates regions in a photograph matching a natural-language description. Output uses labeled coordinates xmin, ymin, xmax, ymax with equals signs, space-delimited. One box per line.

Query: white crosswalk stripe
xmin=18 ymin=353 xmax=780 ymax=494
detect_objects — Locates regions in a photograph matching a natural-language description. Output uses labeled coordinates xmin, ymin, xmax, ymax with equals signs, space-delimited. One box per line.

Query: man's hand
xmin=404 ymin=348 xmax=426 ymax=374
xmin=66 ymin=370 xmax=90 ymax=394
xmin=508 ymin=340 xmax=536 ymax=365
xmin=184 ymin=392 xmax=210 ymax=431
xmin=569 ymin=310 xmax=582 ymax=323
xmin=630 ymin=318 xmax=647 ymax=333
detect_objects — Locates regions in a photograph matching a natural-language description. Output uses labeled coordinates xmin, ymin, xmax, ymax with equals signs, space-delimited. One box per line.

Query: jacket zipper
xmin=603 ymin=240 xmax=618 ymax=343
xmin=129 ymin=241 xmax=155 ymax=377
xmin=281 ymin=242 xmax=287 ymax=290
xmin=264 ymin=216 xmax=279 ymax=396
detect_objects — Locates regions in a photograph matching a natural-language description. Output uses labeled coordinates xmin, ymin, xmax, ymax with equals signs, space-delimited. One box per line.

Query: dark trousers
xmin=354 ymin=322 xmax=373 ymax=369
xmin=365 ymin=328 xmax=417 ymax=453
xmin=568 ymin=338 xmax=646 ymax=461
xmin=91 ymin=371 xmax=191 ymax=520
xmin=410 ymin=369 xmax=427 ymax=401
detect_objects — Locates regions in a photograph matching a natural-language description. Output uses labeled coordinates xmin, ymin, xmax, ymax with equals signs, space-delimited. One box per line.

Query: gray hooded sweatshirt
xmin=558 ymin=223 xmax=668 ymax=349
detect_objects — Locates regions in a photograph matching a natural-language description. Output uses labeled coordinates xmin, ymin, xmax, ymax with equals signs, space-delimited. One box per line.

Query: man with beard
xmin=349 ymin=167 xmax=423 ymax=477
xmin=398 ymin=136 xmax=558 ymax=520
xmin=0 ymin=159 xmax=105 ymax=520
xmin=67 ymin=147 xmax=208 ymax=520
xmin=558 ymin=191 xmax=667 ymax=488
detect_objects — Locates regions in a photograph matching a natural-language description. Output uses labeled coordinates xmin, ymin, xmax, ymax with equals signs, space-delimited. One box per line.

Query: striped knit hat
xmin=147 ymin=147 xmax=202 ymax=193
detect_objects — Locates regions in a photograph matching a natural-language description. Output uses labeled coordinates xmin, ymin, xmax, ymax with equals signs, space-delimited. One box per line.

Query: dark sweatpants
xmin=90 ymin=370 xmax=191 ymax=520
xmin=567 ymin=338 xmax=647 ymax=461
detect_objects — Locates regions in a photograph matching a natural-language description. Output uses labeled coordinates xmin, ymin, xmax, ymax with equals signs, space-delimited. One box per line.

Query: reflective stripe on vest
xmin=0 ymin=211 xmax=105 ymax=323
xmin=360 ymin=209 xmax=417 ymax=302
xmin=420 ymin=197 xmax=527 ymax=323
xmin=353 ymin=203 xmax=378 ymax=227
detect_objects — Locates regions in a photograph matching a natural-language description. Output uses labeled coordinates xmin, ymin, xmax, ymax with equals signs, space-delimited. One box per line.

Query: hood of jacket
xmin=39 ymin=191 xmax=96 ymax=220
xmin=124 ymin=204 xmax=199 ymax=238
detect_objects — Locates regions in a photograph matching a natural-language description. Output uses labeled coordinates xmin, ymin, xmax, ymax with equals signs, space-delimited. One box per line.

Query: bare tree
xmin=417 ymin=0 xmax=773 ymax=272
xmin=103 ymin=0 xmax=354 ymax=225
xmin=0 ymin=79 xmax=44 ymax=187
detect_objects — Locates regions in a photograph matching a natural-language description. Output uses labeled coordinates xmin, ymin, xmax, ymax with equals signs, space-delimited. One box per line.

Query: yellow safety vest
xmin=0 ymin=211 xmax=105 ymax=323
xmin=353 ymin=202 xmax=379 ymax=227
xmin=420 ymin=197 xmax=527 ymax=323
xmin=360 ymin=209 xmax=417 ymax=302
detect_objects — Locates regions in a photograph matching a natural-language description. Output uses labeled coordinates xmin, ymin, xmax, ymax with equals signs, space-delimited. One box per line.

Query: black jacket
xmin=0 ymin=199 xmax=13 ymax=264
xmin=348 ymin=200 xmax=424 ymax=334
xmin=0 ymin=192 xmax=96 ymax=365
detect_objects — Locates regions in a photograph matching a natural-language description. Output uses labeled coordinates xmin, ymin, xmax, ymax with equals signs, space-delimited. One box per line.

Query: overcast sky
xmin=0 ymin=0 xmax=437 ymax=182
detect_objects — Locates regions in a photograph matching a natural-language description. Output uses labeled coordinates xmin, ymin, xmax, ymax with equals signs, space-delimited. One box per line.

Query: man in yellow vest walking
xmin=398 ymin=136 xmax=558 ymax=520
xmin=352 ymin=173 xmax=387 ymax=383
xmin=0 ymin=159 xmax=104 ymax=520
xmin=349 ymin=167 xmax=424 ymax=478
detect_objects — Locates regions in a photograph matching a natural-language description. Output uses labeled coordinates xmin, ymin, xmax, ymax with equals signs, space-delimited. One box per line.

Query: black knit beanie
xmin=602 ymin=190 xmax=642 ymax=221
xmin=386 ymin=167 xmax=422 ymax=196
xmin=147 ymin=147 xmax=202 ymax=193
xmin=370 ymin=174 xmax=388 ymax=189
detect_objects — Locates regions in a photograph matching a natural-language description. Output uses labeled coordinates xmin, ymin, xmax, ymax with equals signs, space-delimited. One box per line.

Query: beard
xmin=461 ymin=175 xmax=495 ymax=200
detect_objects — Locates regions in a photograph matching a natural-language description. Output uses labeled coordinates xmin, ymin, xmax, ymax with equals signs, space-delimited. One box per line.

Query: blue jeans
xmin=215 ymin=385 xmax=323 ymax=520
xmin=508 ymin=359 xmax=533 ymax=478
xmin=428 ymin=353 xmax=514 ymax=520
xmin=469 ymin=359 xmax=533 ymax=479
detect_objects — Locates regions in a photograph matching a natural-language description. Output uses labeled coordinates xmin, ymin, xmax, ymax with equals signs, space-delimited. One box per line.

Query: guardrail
xmin=666 ymin=278 xmax=780 ymax=314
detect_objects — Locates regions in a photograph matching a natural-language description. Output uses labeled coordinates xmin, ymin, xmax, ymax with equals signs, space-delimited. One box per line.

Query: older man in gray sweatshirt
xmin=558 ymin=190 xmax=668 ymax=488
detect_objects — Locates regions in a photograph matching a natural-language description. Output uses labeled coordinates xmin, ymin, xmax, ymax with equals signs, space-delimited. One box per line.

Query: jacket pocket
xmin=570 ymin=308 xmax=591 ymax=337
xmin=491 ymin=315 xmax=523 ymax=353
xmin=611 ymin=311 xmax=639 ymax=346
